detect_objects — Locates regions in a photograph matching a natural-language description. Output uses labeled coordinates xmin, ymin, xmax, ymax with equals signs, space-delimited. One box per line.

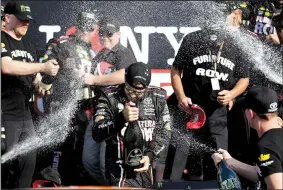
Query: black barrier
xmin=159 ymin=180 xmax=218 ymax=189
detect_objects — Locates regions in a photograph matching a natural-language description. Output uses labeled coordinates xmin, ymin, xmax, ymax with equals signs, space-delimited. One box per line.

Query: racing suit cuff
xmin=115 ymin=112 xmax=126 ymax=130
xmin=144 ymin=151 xmax=154 ymax=162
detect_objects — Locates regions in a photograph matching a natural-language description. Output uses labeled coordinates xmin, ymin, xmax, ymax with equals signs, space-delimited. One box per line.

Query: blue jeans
xmin=82 ymin=119 xmax=108 ymax=185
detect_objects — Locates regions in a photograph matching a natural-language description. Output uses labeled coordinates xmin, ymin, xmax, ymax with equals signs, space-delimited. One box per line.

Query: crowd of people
xmin=1 ymin=1 xmax=283 ymax=189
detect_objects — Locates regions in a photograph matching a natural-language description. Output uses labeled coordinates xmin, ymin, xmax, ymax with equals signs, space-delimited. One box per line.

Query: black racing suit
xmin=92 ymin=84 xmax=172 ymax=188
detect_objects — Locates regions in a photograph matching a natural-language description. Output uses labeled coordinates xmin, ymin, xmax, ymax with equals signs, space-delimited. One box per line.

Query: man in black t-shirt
xmin=212 ymin=86 xmax=283 ymax=189
xmin=81 ymin=17 xmax=136 ymax=185
xmin=83 ymin=17 xmax=136 ymax=86
xmin=1 ymin=2 xmax=59 ymax=188
xmin=168 ymin=28 xmax=250 ymax=181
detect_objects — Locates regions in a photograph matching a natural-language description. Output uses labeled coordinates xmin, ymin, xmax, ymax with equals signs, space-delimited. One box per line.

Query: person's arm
xmin=264 ymin=173 xmax=283 ymax=189
xmin=92 ymin=91 xmax=126 ymax=142
xmin=226 ymin=158 xmax=259 ymax=183
xmin=90 ymin=68 xmax=125 ymax=86
xmin=1 ymin=56 xmax=46 ymax=75
xmin=217 ymin=47 xmax=250 ymax=106
xmin=229 ymin=78 xmax=249 ymax=98
xmin=212 ymin=149 xmax=259 ymax=183
xmin=144 ymin=94 xmax=172 ymax=162
xmin=171 ymin=66 xmax=186 ymax=101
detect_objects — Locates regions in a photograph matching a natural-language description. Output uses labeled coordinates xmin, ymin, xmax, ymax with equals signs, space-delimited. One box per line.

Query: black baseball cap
xmin=4 ymin=2 xmax=35 ymax=22
xmin=125 ymin=62 xmax=151 ymax=90
xmin=77 ymin=12 xmax=99 ymax=32
xmin=242 ymin=86 xmax=279 ymax=114
xmin=98 ymin=18 xmax=120 ymax=35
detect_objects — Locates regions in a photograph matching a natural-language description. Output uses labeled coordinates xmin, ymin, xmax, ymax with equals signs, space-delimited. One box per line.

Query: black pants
xmin=170 ymin=106 xmax=228 ymax=180
xmin=1 ymin=120 xmax=37 ymax=188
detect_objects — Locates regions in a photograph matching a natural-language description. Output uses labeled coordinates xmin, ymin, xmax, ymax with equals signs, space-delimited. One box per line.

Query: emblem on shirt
xmin=260 ymin=160 xmax=274 ymax=167
xmin=1 ymin=43 xmax=7 ymax=53
xmin=258 ymin=154 xmax=270 ymax=162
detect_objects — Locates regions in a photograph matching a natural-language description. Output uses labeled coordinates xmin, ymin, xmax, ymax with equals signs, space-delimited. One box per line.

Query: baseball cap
xmin=1 ymin=5 xmax=4 ymax=18
xmin=242 ymin=86 xmax=279 ymax=114
xmin=125 ymin=62 xmax=151 ymax=90
xmin=77 ymin=12 xmax=99 ymax=32
xmin=4 ymin=2 xmax=35 ymax=22
xmin=98 ymin=18 xmax=120 ymax=35
xmin=186 ymin=104 xmax=206 ymax=130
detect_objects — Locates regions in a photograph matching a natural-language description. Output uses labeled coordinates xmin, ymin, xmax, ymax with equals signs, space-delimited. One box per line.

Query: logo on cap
xmin=20 ymin=5 xmax=31 ymax=12
xmin=134 ymin=76 xmax=146 ymax=82
xmin=268 ymin=102 xmax=277 ymax=112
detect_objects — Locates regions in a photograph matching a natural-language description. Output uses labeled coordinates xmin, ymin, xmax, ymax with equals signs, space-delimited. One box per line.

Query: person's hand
xmin=83 ymin=73 xmax=97 ymax=86
xmin=134 ymin=156 xmax=150 ymax=173
xmin=226 ymin=9 xmax=242 ymax=27
xmin=37 ymin=85 xmax=47 ymax=96
xmin=211 ymin=148 xmax=232 ymax=168
xmin=217 ymin=90 xmax=235 ymax=106
xmin=43 ymin=59 xmax=59 ymax=76
xmin=178 ymin=96 xmax=192 ymax=112
xmin=35 ymin=81 xmax=52 ymax=97
xmin=266 ymin=34 xmax=280 ymax=45
xmin=228 ymin=100 xmax=235 ymax=111
xmin=122 ymin=102 xmax=139 ymax=122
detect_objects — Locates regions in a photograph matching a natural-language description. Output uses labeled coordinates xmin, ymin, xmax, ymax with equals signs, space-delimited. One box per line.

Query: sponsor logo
xmin=220 ymin=178 xmax=241 ymax=189
xmin=268 ymin=102 xmax=277 ymax=112
xmin=10 ymin=50 xmax=34 ymax=62
xmin=98 ymin=121 xmax=114 ymax=128
xmin=193 ymin=55 xmax=235 ymax=71
xmin=1 ymin=43 xmax=7 ymax=53
xmin=254 ymin=14 xmax=275 ymax=35
xmin=143 ymin=97 xmax=155 ymax=116
xmin=260 ymin=160 xmax=274 ymax=167
xmin=258 ymin=154 xmax=270 ymax=162
xmin=143 ymin=97 xmax=152 ymax=105
xmin=20 ymin=5 xmax=31 ymax=12
xmin=196 ymin=68 xmax=229 ymax=81
xmin=138 ymin=120 xmax=156 ymax=141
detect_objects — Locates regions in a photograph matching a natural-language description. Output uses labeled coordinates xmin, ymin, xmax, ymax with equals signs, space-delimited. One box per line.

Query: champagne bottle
xmin=83 ymin=85 xmax=92 ymax=99
xmin=41 ymin=75 xmax=55 ymax=92
xmin=123 ymin=121 xmax=144 ymax=167
xmin=217 ymin=160 xmax=242 ymax=190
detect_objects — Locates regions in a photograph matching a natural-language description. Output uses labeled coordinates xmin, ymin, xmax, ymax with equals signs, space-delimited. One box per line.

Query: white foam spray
xmin=2 ymin=59 xmax=85 ymax=163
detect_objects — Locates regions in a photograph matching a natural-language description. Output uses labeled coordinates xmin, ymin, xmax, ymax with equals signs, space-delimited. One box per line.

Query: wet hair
xmin=256 ymin=112 xmax=278 ymax=120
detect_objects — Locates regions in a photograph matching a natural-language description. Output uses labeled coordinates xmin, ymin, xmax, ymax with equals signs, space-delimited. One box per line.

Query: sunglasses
xmin=125 ymin=83 xmax=145 ymax=95
xmin=99 ymin=31 xmax=114 ymax=38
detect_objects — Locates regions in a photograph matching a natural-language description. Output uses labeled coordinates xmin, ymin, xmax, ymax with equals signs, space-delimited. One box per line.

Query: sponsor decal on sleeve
xmin=258 ymin=154 xmax=270 ymax=162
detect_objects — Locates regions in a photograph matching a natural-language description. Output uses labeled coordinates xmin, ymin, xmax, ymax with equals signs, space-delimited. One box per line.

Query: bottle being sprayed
xmin=217 ymin=159 xmax=242 ymax=190
xmin=40 ymin=72 xmax=57 ymax=94
xmin=82 ymin=59 xmax=93 ymax=99
xmin=123 ymin=102 xmax=144 ymax=168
